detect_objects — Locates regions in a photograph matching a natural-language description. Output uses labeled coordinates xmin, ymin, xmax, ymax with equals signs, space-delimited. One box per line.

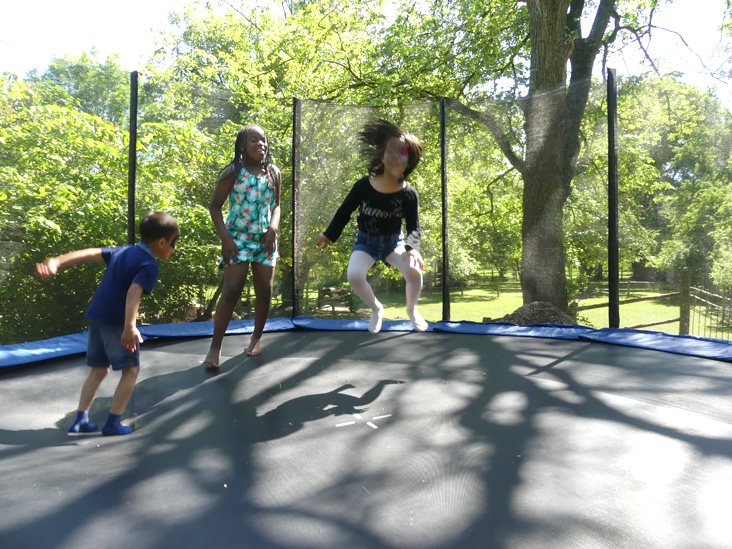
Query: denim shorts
xmin=352 ymin=231 xmax=405 ymax=264
xmin=86 ymin=319 xmax=140 ymax=370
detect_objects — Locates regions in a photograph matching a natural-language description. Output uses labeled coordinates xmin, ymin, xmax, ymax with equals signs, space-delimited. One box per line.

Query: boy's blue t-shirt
xmin=85 ymin=242 xmax=159 ymax=326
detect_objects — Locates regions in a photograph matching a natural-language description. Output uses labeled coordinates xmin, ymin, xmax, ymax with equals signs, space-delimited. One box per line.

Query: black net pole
xmin=607 ymin=69 xmax=620 ymax=328
xmin=292 ymin=97 xmax=302 ymax=318
xmin=440 ymin=98 xmax=450 ymax=321
xmin=127 ymin=71 xmax=138 ymax=245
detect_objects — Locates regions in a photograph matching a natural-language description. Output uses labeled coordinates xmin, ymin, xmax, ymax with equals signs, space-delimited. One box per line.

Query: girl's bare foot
xmin=246 ymin=336 xmax=261 ymax=356
xmin=203 ymin=348 xmax=221 ymax=370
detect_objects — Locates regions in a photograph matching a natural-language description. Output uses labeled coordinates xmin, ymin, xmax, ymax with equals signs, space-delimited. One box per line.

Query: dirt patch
xmin=489 ymin=301 xmax=574 ymax=326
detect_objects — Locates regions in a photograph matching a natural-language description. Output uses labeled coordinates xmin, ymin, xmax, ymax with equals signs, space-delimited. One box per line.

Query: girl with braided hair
xmin=203 ymin=125 xmax=281 ymax=368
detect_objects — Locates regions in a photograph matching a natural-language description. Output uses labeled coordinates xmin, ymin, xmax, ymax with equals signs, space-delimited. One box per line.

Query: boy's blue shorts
xmin=86 ymin=320 xmax=140 ymax=370
xmin=352 ymin=231 xmax=405 ymax=264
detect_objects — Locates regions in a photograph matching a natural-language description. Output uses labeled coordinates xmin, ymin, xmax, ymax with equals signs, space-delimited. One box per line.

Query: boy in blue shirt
xmin=36 ymin=212 xmax=180 ymax=436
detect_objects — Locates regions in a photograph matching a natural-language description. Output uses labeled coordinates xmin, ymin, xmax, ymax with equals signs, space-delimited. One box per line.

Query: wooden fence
xmin=575 ymin=271 xmax=693 ymax=334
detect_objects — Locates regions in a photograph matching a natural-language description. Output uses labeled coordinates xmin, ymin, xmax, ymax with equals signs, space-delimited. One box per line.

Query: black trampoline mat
xmin=1 ymin=330 xmax=731 ymax=548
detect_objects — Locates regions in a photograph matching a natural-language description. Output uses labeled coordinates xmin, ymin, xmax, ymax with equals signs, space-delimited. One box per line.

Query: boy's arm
xmin=36 ymin=248 xmax=104 ymax=278
xmin=121 ymin=282 xmax=145 ymax=352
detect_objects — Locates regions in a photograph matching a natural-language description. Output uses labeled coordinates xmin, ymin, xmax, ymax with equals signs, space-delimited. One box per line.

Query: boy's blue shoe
xmin=101 ymin=413 xmax=133 ymax=436
xmin=68 ymin=410 xmax=98 ymax=435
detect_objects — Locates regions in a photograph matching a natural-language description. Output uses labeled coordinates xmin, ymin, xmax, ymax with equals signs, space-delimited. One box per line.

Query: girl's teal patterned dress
xmin=223 ymin=165 xmax=278 ymax=267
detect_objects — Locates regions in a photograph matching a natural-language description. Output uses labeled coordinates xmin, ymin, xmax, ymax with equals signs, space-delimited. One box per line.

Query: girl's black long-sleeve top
xmin=323 ymin=176 xmax=421 ymax=251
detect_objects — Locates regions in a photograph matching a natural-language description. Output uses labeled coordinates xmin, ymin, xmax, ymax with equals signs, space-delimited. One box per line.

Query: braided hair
xmin=231 ymin=124 xmax=275 ymax=188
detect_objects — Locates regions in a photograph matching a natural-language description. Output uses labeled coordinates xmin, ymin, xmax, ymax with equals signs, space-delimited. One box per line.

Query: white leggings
xmin=347 ymin=249 xmax=423 ymax=314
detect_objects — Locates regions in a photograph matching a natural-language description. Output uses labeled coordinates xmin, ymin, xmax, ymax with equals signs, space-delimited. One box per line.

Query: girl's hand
xmin=262 ymin=228 xmax=277 ymax=254
xmin=221 ymin=238 xmax=239 ymax=266
xmin=403 ymin=249 xmax=424 ymax=271
xmin=121 ymin=325 xmax=143 ymax=352
xmin=36 ymin=258 xmax=59 ymax=278
xmin=315 ymin=233 xmax=331 ymax=249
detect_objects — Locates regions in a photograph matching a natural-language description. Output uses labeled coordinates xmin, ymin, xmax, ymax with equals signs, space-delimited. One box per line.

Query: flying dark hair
xmin=231 ymin=124 xmax=275 ymax=188
xmin=358 ymin=118 xmax=423 ymax=181
xmin=139 ymin=212 xmax=179 ymax=244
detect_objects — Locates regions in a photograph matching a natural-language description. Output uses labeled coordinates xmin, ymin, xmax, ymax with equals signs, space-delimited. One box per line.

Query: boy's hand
xmin=315 ymin=233 xmax=331 ymax=249
xmin=36 ymin=258 xmax=59 ymax=278
xmin=403 ymin=249 xmax=424 ymax=271
xmin=121 ymin=325 xmax=143 ymax=352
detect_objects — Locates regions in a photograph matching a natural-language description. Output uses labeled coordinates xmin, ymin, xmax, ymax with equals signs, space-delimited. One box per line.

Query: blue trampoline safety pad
xmin=434 ymin=321 xmax=595 ymax=340
xmin=138 ymin=317 xmax=295 ymax=338
xmin=580 ymin=328 xmax=732 ymax=362
xmin=0 ymin=332 xmax=90 ymax=369
xmin=0 ymin=318 xmax=294 ymax=369
xmin=292 ymin=316 xmax=433 ymax=332
xmin=3 ymin=317 xmax=732 ymax=369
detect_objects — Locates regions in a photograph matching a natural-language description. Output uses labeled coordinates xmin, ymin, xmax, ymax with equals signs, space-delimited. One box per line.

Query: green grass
xmin=577 ymin=292 xmax=682 ymax=331
xmin=300 ymin=281 xmax=732 ymax=339
xmin=209 ymin=277 xmax=732 ymax=340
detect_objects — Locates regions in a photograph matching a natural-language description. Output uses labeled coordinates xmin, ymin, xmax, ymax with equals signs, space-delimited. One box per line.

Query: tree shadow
xmin=0 ymin=333 xmax=405 ymax=548
xmin=2 ymin=332 xmax=732 ymax=548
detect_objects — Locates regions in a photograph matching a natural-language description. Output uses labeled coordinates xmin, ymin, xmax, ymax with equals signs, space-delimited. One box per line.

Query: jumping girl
xmin=316 ymin=118 xmax=428 ymax=333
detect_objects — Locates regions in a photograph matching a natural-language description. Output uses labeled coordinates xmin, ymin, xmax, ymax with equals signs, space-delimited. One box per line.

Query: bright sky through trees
xmin=0 ymin=0 xmax=729 ymax=101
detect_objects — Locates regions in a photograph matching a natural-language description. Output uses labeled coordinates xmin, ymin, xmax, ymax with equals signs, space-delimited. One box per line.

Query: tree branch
xmin=445 ymin=98 xmax=526 ymax=175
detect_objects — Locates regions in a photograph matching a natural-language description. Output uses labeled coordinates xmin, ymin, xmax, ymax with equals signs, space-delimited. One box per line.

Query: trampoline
xmin=1 ymin=321 xmax=731 ymax=548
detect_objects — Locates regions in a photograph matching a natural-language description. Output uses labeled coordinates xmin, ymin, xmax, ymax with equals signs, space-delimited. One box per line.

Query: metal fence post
xmin=679 ymin=270 xmax=691 ymax=335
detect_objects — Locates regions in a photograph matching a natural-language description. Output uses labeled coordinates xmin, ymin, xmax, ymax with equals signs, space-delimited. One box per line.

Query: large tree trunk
xmin=521 ymin=86 xmax=571 ymax=308
xmin=449 ymin=0 xmax=615 ymax=313
xmin=520 ymin=0 xmax=574 ymax=310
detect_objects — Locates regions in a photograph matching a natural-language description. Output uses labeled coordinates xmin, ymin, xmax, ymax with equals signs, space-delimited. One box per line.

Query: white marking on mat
xmin=335 ymin=413 xmax=391 ymax=430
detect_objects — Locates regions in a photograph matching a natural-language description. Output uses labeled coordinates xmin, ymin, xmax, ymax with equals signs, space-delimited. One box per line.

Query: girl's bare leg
xmin=204 ymin=262 xmax=250 ymax=368
xmin=247 ymin=262 xmax=275 ymax=356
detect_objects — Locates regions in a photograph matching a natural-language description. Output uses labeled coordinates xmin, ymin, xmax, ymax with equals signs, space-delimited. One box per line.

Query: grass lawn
xmin=263 ymin=278 xmax=732 ymax=340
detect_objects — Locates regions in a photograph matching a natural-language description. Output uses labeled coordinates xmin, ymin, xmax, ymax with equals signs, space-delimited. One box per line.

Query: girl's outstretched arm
xmin=36 ymin=248 xmax=104 ymax=278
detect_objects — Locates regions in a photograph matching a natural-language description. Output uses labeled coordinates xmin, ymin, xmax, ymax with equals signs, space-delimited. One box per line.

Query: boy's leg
xmin=387 ymin=249 xmax=428 ymax=331
xmin=109 ymin=366 xmax=139 ymax=415
xmin=204 ymin=262 xmax=250 ymax=368
xmin=247 ymin=262 xmax=275 ymax=356
xmin=102 ymin=366 xmax=139 ymax=436
xmin=69 ymin=367 xmax=108 ymax=434
xmin=78 ymin=367 xmax=109 ymax=410
xmin=347 ymin=250 xmax=383 ymax=333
